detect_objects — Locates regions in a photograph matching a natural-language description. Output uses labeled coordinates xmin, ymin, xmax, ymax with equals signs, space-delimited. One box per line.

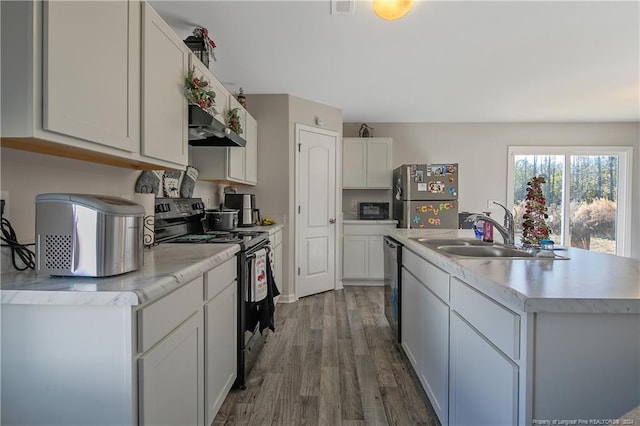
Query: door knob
xmin=329 ymin=218 xmax=336 ymax=224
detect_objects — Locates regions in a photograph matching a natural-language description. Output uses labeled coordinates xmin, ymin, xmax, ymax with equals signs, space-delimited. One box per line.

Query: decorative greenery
xmin=185 ymin=66 xmax=216 ymax=116
xmin=521 ymin=175 xmax=551 ymax=246
xmin=226 ymin=108 xmax=243 ymax=135
xmin=192 ymin=26 xmax=217 ymax=61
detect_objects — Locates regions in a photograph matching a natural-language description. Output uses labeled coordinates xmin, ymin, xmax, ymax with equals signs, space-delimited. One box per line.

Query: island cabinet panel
xmin=450 ymin=277 xmax=520 ymax=360
xmin=532 ymin=312 xmax=640 ymax=421
xmin=401 ymin=248 xmax=450 ymax=425
xmin=138 ymin=310 xmax=204 ymax=426
xmin=449 ymin=312 xmax=519 ymax=426
xmin=42 ymin=0 xmax=140 ymax=152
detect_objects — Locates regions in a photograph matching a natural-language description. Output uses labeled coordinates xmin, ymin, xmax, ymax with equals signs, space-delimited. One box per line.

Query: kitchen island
xmin=388 ymin=228 xmax=640 ymax=425
xmin=1 ymin=243 xmax=240 ymax=426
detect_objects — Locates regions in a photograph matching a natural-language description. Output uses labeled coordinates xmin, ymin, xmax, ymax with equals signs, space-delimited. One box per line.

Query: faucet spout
xmin=466 ymin=202 xmax=515 ymax=247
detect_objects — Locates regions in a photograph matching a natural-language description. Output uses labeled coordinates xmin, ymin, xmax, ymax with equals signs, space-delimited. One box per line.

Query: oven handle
xmin=246 ymin=244 xmax=270 ymax=260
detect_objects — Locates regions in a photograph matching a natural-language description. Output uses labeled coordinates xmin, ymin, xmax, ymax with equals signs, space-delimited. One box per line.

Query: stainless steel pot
xmin=203 ymin=209 xmax=238 ymax=231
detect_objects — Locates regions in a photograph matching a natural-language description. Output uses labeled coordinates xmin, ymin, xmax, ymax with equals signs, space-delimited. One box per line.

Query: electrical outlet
xmin=351 ymin=200 xmax=357 ymax=208
xmin=1 ymin=190 xmax=8 ymax=221
xmin=487 ymin=199 xmax=500 ymax=209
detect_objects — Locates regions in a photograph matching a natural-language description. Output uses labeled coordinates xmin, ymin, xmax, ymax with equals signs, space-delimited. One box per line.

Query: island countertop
xmin=0 ymin=243 xmax=240 ymax=307
xmin=388 ymin=228 xmax=640 ymax=314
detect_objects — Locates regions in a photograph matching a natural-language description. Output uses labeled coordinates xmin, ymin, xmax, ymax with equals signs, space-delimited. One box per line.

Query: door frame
xmin=294 ymin=123 xmax=342 ymax=300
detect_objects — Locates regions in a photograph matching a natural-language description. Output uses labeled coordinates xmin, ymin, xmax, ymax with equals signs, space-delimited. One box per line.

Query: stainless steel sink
xmin=411 ymin=237 xmax=489 ymax=247
xmin=436 ymin=245 xmax=535 ymax=258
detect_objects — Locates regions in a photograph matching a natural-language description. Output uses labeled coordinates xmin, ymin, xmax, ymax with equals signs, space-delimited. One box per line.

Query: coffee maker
xmin=224 ymin=193 xmax=259 ymax=227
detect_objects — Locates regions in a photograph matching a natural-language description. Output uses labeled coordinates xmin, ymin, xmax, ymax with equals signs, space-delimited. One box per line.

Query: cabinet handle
xmin=329 ymin=218 xmax=336 ymax=224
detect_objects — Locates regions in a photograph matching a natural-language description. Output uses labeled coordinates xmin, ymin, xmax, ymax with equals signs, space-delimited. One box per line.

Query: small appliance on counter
xmin=393 ymin=163 xmax=459 ymax=228
xmin=225 ymin=193 xmax=260 ymax=227
xmin=35 ymin=193 xmax=144 ymax=277
xmin=358 ymin=202 xmax=390 ymax=220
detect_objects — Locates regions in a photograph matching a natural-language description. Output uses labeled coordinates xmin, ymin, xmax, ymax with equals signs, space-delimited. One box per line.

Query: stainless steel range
xmin=154 ymin=197 xmax=272 ymax=389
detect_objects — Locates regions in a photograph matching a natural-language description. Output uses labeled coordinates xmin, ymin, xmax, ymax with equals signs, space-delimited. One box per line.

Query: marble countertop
xmin=0 ymin=244 xmax=240 ymax=307
xmin=240 ymin=223 xmax=284 ymax=235
xmin=388 ymin=229 xmax=640 ymax=314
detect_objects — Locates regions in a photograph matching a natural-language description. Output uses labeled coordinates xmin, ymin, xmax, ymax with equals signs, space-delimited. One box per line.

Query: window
xmin=507 ymin=146 xmax=632 ymax=257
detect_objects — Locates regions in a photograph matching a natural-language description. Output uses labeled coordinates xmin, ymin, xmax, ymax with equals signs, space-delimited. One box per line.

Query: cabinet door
xmin=42 ymin=1 xmax=139 ymax=152
xmin=274 ymin=238 xmax=283 ymax=292
xmin=366 ymin=138 xmax=392 ymax=188
xmin=343 ymin=236 xmax=369 ymax=279
xmin=189 ymin=55 xmax=228 ymax=126
xmin=401 ymin=268 xmax=421 ymax=370
xmin=205 ymin=282 xmax=237 ymax=424
xmin=449 ymin=312 xmax=518 ymax=426
xmin=227 ymin=96 xmax=246 ymax=182
xmin=244 ymin=113 xmax=258 ymax=185
xmin=368 ymin=235 xmax=385 ymax=279
xmin=342 ymin=138 xmax=367 ymax=188
xmin=141 ymin=3 xmax=188 ymax=166
xmin=139 ymin=311 xmax=204 ymax=426
xmin=421 ymin=285 xmax=449 ymax=425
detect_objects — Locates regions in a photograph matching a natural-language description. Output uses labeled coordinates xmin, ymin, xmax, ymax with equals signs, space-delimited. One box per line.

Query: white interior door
xmin=296 ymin=124 xmax=337 ymax=298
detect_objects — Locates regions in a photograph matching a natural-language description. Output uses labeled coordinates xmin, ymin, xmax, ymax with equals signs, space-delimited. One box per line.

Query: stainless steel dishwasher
xmin=383 ymin=236 xmax=402 ymax=345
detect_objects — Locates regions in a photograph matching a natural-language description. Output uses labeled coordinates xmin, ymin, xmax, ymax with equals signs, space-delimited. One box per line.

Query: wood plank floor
xmin=213 ymin=286 xmax=439 ymax=426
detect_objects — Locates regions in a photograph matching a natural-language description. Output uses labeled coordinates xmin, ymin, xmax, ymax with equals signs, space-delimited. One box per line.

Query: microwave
xmin=358 ymin=202 xmax=389 ymax=220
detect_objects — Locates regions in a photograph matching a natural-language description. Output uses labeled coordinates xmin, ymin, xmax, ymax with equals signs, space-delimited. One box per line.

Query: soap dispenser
xmin=482 ymin=211 xmax=494 ymax=243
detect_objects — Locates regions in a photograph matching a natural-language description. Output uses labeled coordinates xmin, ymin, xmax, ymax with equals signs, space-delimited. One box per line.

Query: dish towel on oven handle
xmin=246 ymin=242 xmax=280 ymax=333
xmin=251 ymin=249 xmax=268 ymax=303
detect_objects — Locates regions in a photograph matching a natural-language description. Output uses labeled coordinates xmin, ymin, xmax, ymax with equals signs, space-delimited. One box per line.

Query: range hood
xmin=188 ymin=105 xmax=246 ymax=147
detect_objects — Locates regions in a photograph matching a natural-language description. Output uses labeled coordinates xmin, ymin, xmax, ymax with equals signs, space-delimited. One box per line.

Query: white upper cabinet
xmin=190 ymin=94 xmax=258 ymax=186
xmin=189 ymin=54 xmax=229 ymax=126
xmin=141 ymin=2 xmax=188 ymax=167
xmin=342 ymin=137 xmax=392 ymax=189
xmin=42 ymin=1 xmax=139 ymax=152
xmin=244 ymin=112 xmax=258 ymax=185
xmin=0 ymin=0 xmax=194 ymax=170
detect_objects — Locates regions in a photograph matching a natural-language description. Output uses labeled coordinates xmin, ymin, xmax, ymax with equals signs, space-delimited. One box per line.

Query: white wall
xmin=344 ymin=122 xmax=640 ymax=259
xmin=247 ymin=93 xmax=343 ymax=301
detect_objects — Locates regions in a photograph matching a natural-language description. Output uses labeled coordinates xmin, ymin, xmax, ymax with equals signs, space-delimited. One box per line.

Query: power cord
xmin=1 ymin=210 xmax=36 ymax=271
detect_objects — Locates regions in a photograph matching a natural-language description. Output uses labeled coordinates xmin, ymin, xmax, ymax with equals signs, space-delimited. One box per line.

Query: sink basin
xmin=412 ymin=237 xmax=489 ymax=247
xmin=436 ymin=245 xmax=535 ymax=258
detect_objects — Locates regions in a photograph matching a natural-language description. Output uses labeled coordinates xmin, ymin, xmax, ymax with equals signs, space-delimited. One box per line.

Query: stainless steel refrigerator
xmin=392 ymin=164 xmax=459 ymax=228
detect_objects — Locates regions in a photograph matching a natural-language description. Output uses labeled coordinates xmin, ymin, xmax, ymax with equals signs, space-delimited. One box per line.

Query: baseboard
xmin=276 ymin=293 xmax=297 ymax=304
xmin=342 ymin=279 xmax=384 ymax=287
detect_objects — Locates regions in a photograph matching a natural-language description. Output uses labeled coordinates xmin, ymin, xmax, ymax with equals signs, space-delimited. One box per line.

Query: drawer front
xmin=273 ymin=229 xmax=282 ymax=247
xmin=402 ymin=248 xmax=450 ymax=303
xmin=138 ymin=276 xmax=203 ymax=353
xmin=205 ymin=258 xmax=237 ymax=301
xmin=450 ymin=277 xmax=520 ymax=360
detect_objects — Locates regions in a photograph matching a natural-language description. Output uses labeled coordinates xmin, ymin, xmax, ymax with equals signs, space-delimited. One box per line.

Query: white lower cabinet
xmin=343 ymin=222 xmax=395 ymax=282
xmin=138 ymin=310 xmax=205 ymax=426
xmin=449 ymin=312 xmax=519 ymax=425
xmin=272 ymin=228 xmax=284 ymax=292
xmin=204 ymin=271 xmax=238 ymax=424
xmin=401 ymin=249 xmax=449 ymax=425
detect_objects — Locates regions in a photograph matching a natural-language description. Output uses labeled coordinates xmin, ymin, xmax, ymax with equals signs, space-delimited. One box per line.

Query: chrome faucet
xmin=467 ymin=202 xmax=515 ymax=247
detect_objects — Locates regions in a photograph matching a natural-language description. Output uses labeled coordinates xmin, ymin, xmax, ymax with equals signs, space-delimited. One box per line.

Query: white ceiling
xmin=150 ymin=0 xmax=640 ymax=123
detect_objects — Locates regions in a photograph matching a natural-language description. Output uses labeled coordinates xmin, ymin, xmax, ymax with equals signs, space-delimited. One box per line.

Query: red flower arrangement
xmin=185 ymin=66 xmax=217 ymax=115
xmin=193 ymin=27 xmax=216 ymax=61
xmin=521 ymin=175 xmax=551 ymax=246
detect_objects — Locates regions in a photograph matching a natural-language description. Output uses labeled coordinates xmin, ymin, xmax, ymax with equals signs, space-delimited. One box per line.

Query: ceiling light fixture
xmin=373 ymin=0 xmax=414 ymax=21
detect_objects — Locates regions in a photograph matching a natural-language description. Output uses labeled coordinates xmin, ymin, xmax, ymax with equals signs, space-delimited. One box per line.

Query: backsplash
xmin=0 ymin=148 xmax=223 ymax=245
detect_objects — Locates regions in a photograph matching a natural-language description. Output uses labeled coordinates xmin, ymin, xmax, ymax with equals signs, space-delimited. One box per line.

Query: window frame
xmin=507 ymin=145 xmax=633 ymax=257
